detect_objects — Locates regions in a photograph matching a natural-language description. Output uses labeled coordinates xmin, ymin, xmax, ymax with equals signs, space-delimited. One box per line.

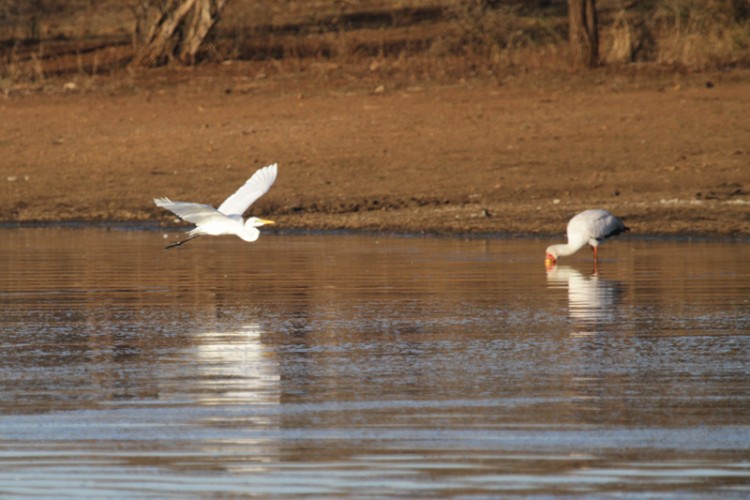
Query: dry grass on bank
xmin=0 ymin=0 xmax=749 ymax=90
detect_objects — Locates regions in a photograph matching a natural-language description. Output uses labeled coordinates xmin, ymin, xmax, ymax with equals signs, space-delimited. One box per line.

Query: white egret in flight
xmin=155 ymin=163 xmax=278 ymax=249
xmin=545 ymin=209 xmax=629 ymax=270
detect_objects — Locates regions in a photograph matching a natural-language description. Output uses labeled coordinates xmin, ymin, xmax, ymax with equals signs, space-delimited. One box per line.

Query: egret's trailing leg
xmin=165 ymin=235 xmax=198 ymax=249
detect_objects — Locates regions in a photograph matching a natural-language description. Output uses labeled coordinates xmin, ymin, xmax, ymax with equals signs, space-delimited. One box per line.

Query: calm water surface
xmin=1 ymin=228 xmax=749 ymax=497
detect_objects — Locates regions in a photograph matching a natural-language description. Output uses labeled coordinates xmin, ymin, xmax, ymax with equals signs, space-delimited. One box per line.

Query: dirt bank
xmin=1 ymin=65 xmax=749 ymax=237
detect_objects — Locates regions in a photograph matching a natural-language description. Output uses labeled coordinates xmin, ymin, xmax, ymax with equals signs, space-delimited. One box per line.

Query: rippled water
xmin=1 ymin=227 xmax=749 ymax=497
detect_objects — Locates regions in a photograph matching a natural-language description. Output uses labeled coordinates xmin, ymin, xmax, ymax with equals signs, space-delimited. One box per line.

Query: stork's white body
xmin=545 ymin=209 xmax=629 ymax=266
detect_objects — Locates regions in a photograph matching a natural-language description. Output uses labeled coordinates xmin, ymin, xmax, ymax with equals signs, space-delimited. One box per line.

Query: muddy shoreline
xmin=2 ymin=67 xmax=749 ymax=237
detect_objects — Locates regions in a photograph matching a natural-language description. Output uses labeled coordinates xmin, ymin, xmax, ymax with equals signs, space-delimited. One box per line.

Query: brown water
xmin=1 ymin=227 xmax=749 ymax=497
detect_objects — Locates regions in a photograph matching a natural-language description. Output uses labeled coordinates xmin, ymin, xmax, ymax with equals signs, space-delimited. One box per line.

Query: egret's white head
xmin=245 ymin=217 xmax=275 ymax=229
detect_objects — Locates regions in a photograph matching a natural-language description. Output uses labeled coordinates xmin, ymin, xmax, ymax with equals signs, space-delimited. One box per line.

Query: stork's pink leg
xmin=592 ymin=246 xmax=599 ymax=274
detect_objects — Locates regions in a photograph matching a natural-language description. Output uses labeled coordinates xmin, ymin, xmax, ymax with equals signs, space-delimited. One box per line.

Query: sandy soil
xmin=1 ymin=64 xmax=749 ymax=237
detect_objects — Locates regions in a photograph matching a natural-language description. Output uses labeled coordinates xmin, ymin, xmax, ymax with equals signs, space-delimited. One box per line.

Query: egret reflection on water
xmin=192 ymin=324 xmax=280 ymax=406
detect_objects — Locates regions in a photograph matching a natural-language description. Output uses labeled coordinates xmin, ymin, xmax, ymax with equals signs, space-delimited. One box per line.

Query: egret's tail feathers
xmin=154 ymin=197 xmax=173 ymax=207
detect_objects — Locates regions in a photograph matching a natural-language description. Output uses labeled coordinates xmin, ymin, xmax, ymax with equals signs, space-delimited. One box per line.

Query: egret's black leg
xmin=165 ymin=235 xmax=197 ymax=249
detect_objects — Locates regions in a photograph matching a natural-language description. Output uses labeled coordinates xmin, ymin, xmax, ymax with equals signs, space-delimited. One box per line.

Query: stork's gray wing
xmin=589 ymin=212 xmax=628 ymax=241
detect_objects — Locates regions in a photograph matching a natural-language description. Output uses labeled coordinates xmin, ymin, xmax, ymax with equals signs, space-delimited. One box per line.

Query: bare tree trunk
xmin=130 ymin=0 xmax=150 ymax=51
xmin=131 ymin=0 xmax=228 ymax=67
xmin=568 ymin=0 xmax=599 ymax=68
xmin=29 ymin=0 xmax=45 ymax=42
xmin=180 ymin=0 xmax=227 ymax=64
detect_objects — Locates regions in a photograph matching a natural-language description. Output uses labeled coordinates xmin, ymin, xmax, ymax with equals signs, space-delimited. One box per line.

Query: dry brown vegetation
xmin=2 ymin=0 xmax=749 ymax=86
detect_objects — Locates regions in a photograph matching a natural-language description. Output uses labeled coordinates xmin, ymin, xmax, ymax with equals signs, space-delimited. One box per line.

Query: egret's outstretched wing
xmin=217 ymin=163 xmax=278 ymax=216
xmin=154 ymin=198 xmax=230 ymax=226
